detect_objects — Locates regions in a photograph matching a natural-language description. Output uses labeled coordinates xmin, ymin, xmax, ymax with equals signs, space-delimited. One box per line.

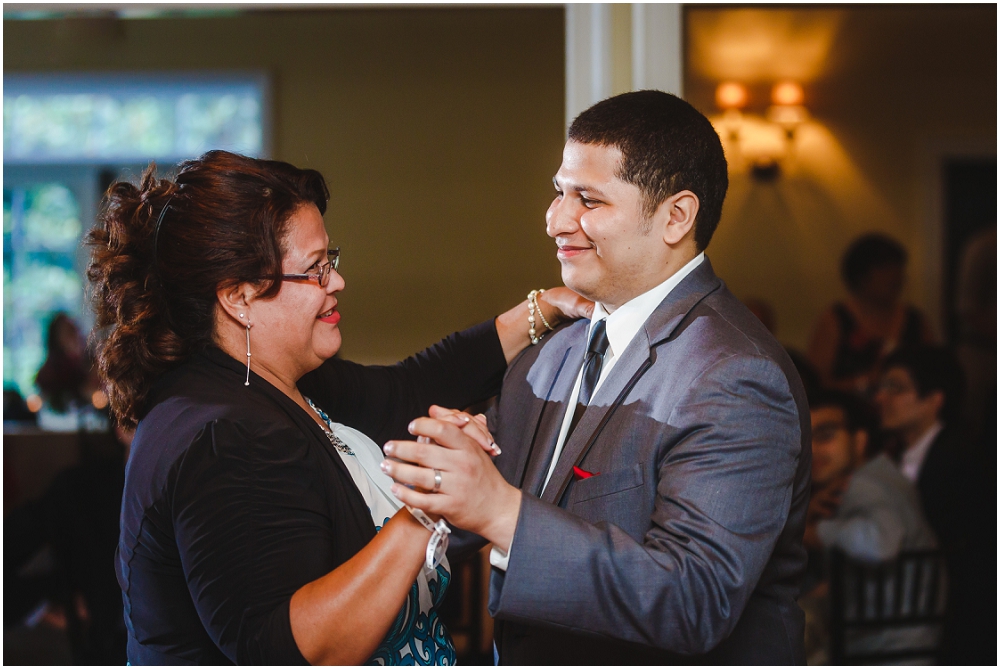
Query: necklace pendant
xmin=326 ymin=432 xmax=354 ymax=456
xmin=305 ymin=396 xmax=355 ymax=456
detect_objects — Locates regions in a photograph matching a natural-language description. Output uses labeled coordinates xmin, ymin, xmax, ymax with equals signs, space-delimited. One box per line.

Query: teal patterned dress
xmin=306 ymin=400 xmax=456 ymax=666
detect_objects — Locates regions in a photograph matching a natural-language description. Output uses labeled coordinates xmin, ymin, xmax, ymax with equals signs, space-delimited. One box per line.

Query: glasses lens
xmin=328 ymin=247 xmax=340 ymax=272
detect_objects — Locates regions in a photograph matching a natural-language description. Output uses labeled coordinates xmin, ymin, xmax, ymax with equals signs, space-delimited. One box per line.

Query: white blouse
xmin=309 ymin=407 xmax=455 ymax=666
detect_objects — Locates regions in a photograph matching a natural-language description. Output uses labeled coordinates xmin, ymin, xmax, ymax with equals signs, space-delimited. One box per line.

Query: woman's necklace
xmin=305 ymin=397 xmax=355 ymax=456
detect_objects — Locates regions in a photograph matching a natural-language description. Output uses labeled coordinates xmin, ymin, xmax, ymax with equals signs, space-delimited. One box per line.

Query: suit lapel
xmin=515 ymin=325 xmax=586 ymax=493
xmin=642 ymin=256 xmax=723 ymax=347
xmin=540 ymin=257 xmax=724 ymax=505
xmin=541 ymin=327 xmax=652 ymax=504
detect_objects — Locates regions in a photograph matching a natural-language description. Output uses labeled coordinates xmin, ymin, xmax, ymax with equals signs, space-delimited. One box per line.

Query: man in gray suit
xmin=387 ymin=90 xmax=811 ymax=664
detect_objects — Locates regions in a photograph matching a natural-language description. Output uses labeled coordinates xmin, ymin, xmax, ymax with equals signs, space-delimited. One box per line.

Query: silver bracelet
xmin=527 ymin=289 xmax=551 ymax=345
xmin=406 ymin=505 xmax=451 ymax=570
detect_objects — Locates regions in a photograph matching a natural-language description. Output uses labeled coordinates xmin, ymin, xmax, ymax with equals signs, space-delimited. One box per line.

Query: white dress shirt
xmin=899 ymin=421 xmax=943 ymax=483
xmin=491 ymin=252 xmax=705 ymax=570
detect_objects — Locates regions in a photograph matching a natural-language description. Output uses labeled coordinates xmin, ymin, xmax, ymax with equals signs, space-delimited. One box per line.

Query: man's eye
xmin=581 ymin=197 xmax=599 ymax=208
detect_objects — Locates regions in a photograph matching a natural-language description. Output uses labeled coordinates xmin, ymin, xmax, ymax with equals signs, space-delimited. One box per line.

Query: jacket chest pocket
xmin=568 ymin=462 xmax=644 ymax=504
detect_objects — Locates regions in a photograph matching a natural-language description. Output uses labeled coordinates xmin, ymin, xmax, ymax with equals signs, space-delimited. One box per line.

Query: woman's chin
xmin=315 ymin=328 xmax=342 ymax=360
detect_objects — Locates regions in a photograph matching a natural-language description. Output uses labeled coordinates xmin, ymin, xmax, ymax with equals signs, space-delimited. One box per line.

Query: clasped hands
xmin=381 ymin=406 xmax=522 ymax=553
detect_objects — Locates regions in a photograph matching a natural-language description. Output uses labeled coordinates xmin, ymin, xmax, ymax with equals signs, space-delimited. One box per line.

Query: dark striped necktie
xmin=566 ymin=318 xmax=610 ymax=439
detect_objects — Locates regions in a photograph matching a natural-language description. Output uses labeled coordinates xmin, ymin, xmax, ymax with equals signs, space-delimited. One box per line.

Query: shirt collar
xmin=589 ymin=252 xmax=705 ymax=358
xmin=899 ymin=420 xmax=944 ymax=483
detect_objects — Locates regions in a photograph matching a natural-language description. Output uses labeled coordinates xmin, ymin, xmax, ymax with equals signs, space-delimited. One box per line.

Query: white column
xmin=565 ymin=4 xmax=683 ymax=131
xmin=565 ymin=3 xmax=613 ymax=129
xmin=631 ymin=3 xmax=683 ymax=96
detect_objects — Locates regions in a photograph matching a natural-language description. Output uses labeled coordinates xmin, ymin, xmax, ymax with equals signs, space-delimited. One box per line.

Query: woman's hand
xmin=495 ymin=287 xmax=594 ymax=363
xmin=427 ymin=405 xmax=501 ymax=456
xmin=537 ymin=286 xmax=594 ymax=325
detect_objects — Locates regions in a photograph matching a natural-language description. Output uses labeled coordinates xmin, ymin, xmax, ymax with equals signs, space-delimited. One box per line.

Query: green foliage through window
xmin=3 ymin=184 xmax=84 ymax=397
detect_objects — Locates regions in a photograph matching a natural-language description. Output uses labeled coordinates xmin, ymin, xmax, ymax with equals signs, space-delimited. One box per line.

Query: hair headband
xmin=152 ymin=194 xmax=176 ymax=269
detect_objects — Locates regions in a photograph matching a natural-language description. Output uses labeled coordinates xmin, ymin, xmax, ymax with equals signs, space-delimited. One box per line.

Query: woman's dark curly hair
xmin=87 ymin=150 xmax=329 ymax=427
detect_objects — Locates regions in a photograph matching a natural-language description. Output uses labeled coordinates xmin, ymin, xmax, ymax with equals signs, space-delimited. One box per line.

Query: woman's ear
xmin=656 ymin=190 xmax=700 ymax=246
xmin=216 ymin=283 xmax=256 ymax=325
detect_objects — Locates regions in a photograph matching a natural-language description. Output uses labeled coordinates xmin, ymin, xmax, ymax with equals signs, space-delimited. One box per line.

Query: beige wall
xmin=7 ymin=7 xmax=995 ymax=360
xmin=685 ymin=6 xmax=996 ymax=351
xmin=4 ymin=8 xmax=566 ymax=363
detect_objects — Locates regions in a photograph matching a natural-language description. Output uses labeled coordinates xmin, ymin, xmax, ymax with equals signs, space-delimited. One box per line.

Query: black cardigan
xmin=118 ymin=321 xmax=506 ymax=665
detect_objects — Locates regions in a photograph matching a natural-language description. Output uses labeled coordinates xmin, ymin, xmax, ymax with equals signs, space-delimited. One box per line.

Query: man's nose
xmin=545 ymin=197 xmax=580 ymax=239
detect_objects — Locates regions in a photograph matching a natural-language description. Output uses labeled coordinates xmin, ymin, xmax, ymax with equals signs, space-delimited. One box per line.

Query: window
xmin=3 ymin=73 xmax=268 ymax=400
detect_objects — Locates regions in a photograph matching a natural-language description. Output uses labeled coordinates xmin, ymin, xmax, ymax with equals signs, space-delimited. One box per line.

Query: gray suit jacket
xmin=488 ymin=258 xmax=811 ymax=664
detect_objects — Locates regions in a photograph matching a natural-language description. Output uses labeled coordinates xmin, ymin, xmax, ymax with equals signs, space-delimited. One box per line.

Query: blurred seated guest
xmin=801 ymin=389 xmax=936 ymax=664
xmin=874 ymin=345 xmax=992 ymax=664
xmin=35 ymin=313 xmax=99 ymax=413
xmin=804 ymin=389 xmax=935 ymax=562
xmin=87 ymin=151 xmax=588 ymax=665
xmin=808 ymin=234 xmax=934 ymax=394
xmin=873 ymin=346 xmax=966 ymax=543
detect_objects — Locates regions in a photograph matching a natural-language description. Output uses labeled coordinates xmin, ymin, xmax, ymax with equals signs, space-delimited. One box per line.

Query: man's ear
xmin=216 ymin=283 xmax=256 ymax=325
xmin=924 ymin=390 xmax=946 ymax=419
xmin=655 ymin=190 xmax=700 ymax=246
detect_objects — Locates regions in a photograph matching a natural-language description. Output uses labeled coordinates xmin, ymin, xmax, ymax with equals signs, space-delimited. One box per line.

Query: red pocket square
xmin=573 ymin=465 xmax=599 ymax=480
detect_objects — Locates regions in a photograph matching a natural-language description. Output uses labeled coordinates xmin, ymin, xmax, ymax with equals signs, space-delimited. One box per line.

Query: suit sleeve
xmin=298 ymin=319 xmax=507 ymax=444
xmin=169 ymin=419 xmax=335 ymax=665
xmin=490 ymin=354 xmax=803 ymax=655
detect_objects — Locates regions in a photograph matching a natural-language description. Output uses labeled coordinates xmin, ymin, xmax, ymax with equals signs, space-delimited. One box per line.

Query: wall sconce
xmin=714 ymin=80 xmax=809 ymax=181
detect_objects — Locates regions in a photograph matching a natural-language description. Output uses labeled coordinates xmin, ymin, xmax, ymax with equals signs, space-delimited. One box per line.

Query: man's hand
xmin=381 ymin=410 xmax=522 ymax=552
xmin=803 ymin=479 xmax=847 ymax=550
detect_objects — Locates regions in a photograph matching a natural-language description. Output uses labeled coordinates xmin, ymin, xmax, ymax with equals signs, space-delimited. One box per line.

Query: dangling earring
xmin=241 ymin=313 xmax=252 ymax=386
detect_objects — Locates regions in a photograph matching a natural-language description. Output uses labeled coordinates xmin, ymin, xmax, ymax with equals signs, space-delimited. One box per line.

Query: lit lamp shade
xmin=767 ymin=81 xmax=808 ymax=136
xmin=771 ymin=81 xmax=804 ymax=106
xmin=715 ymin=82 xmax=748 ymax=110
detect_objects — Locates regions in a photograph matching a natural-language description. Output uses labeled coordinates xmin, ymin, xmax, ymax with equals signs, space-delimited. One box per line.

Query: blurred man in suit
xmin=388 ymin=90 xmax=811 ymax=663
xmin=874 ymin=345 xmax=992 ymax=664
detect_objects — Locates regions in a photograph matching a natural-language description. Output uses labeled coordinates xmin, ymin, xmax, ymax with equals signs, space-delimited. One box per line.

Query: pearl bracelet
xmin=527 ymin=289 xmax=552 ymax=345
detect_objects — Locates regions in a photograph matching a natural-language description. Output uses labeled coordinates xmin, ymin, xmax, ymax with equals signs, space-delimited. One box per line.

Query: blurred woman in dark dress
xmin=808 ymin=233 xmax=934 ymax=395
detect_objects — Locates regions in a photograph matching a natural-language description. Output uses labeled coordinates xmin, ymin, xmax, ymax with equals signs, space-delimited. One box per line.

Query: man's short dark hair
xmin=568 ymin=90 xmax=729 ymax=251
xmin=809 ymin=388 xmax=879 ymax=437
xmin=882 ymin=345 xmax=965 ymax=426
xmin=840 ymin=233 xmax=908 ymax=293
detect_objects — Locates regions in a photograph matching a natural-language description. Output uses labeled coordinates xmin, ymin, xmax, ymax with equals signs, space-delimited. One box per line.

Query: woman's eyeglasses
xmin=278 ymin=247 xmax=340 ymax=287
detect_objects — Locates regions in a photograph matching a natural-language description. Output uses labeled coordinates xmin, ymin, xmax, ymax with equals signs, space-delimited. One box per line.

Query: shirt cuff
xmin=489 ymin=542 xmax=511 ymax=571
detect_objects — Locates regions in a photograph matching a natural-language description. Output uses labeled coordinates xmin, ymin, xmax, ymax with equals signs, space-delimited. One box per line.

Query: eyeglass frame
xmin=875 ymin=378 xmax=917 ymax=396
xmin=276 ymin=247 xmax=340 ymax=287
